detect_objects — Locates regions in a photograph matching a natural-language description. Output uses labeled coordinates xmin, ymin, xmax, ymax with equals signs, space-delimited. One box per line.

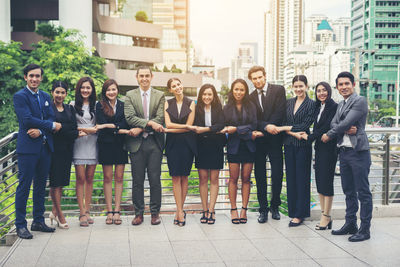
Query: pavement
xmin=0 ymin=213 xmax=399 ymax=267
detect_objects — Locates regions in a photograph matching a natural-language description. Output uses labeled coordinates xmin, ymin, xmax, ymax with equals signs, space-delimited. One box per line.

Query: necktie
xmin=143 ymin=92 xmax=148 ymax=138
xmin=260 ymin=90 xmax=266 ymax=111
xmin=35 ymin=93 xmax=43 ymax=120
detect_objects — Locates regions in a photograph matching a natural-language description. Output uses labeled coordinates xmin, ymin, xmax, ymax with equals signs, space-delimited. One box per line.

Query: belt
xmin=338 ymin=146 xmax=353 ymax=153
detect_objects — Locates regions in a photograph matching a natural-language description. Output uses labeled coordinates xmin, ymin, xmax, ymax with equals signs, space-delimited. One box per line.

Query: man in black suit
xmin=248 ymin=66 xmax=286 ymax=223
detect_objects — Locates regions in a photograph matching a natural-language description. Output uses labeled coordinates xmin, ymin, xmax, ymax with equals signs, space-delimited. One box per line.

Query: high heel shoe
xmin=49 ymin=212 xmax=56 ymax=225
xmin=55 ymin=216 xmax=69 ymax=229
xmin=240 ymin=207 xmax=248 ymax=224
xmin=315 ymin=214 xmax=332 ymax=230
xmin=230 ymin=208 xmax=240 ymax=224
xmin=200 ymin=210 xmax=208 ymax=224
xmin=178 ymin=211 xmax=186 ymax=227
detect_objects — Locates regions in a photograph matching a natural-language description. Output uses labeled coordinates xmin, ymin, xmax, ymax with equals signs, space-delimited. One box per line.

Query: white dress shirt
xmin=204 ymin=107 xmax=212 ymax=127
xmin=317 ymin=103 xmax=325 ymax=123
xmin=257 ymin=83 xmax=269 ymax=111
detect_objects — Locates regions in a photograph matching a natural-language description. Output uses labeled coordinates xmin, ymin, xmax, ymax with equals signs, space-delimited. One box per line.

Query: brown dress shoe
xmin=151 ymin=213 xmax=161 ymax=225
xmin=131 ymin=214 xmax=144 ymax=226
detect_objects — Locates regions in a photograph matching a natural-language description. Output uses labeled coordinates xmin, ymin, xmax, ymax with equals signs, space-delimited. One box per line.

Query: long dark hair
xmin=196 ymin=84 xmax=222 ymax=110
xmin=167 ymin=77 xmax=182 ymax=90
xmin=51 ymin=81 xmax=68 ymax=92
xmin=315 ymin=81 xmax=332 ymax=105
xmin=227 ymin=79 xmax=250 ymax=105
xmin=74 ymin=77 xmax=96 ymax=119
xmin=101 ymin=79 xmax=119 ymax=117
xmin=292 ymin=75 xmax=308 ymax=86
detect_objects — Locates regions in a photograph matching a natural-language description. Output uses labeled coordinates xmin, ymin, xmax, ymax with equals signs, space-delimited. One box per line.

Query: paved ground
xmin=0 ymin=213 xmax=399 ymax=267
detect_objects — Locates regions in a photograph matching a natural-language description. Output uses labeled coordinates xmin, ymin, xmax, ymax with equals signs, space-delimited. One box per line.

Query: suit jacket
xmin=124 ymin=88 xmax=165 ymax=153
xmin=327 ymin=93 xmax=369 ymax=151
xmin=308 ymin=99 xmax=338 ymax=148
xmin=13 ymin=87 xmax=55 ymax=154
xmin=284 ymin=95 xmax=316 ymax=147
xmin=223 ymin=100 xmax=257 ymax=155
xmin=96 ymin=100 xmax=128 ymax=144
xmin=249 ymin=84 xmax=286 ymax=135
xmin=51 ymin=103 xmax=79 ymax=152
xmin=194 ymin=104 xmax=225 ymax=133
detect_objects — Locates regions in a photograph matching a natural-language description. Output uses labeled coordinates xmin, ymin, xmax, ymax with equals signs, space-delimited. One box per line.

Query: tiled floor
xmin=0 ymin=213 xmax=399 ymax=266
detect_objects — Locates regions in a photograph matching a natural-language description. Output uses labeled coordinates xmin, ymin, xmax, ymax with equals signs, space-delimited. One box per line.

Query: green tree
xmin=219 ymin=84 xmax=230 ymax=104
xmin=29 ymin=25 xmax=107 ymax=100
xmin=163 ymin=65 xmax=170 ymax=72
xmin=135 ymin=11 xmax=148 ymax=22
xmin=171 ymin=64 xmax=182 ymax=73
xmin=0 ymin=41 xmax=27 ymax=136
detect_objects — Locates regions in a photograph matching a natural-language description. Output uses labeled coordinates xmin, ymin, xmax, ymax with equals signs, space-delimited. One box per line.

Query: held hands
xmin=78 ymin=130 xmax=87 ymax=137
xmin=187 ymin=125 xmax=209 ymax=134
xmin=54 ymin=122 xmax=62 ymax=132
xmin=252 ymin=131 xmax=264 ymax=140
xmin=220 ymin=126 xmax=237 ymax=134
xmin=345 ymin=126 xmax=357 ymax=135
xmin=27 ymin=129 xmax=41 ymax=139
xmin=266 ymin=124 xmax=280 ymax=135
xmin=321 ymin=133 xmax=330 ymax=143
xmin=148 ymin=121 xmax=165 ymax=133
xmin=128 ymin=127 xmax=143 ymax=137
xmin=292 ymin=131 xmax=305 ymax=140
xmin=300 ymin=132 xmax=308 ymax=140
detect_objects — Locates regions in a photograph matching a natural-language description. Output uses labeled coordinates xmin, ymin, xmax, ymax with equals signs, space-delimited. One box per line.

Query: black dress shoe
xmin=257 ymin=211 xmax=268 ymax=223
xmin=288 ymin=218 xmax=303 ymax=227
xmin=16 ymin=227 xmax=33 ymax=239
xmin=270 ymin=208 xmax=281 ymax=220
xmin=331 ymin=222 xmax=358 ymax=235
xmin=31 ymin=221 xmax=56 ymax=232
xmin=348 ymin=230 xmax=370 ymax=242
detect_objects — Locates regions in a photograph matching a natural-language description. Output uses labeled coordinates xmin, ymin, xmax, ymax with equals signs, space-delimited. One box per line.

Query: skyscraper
xmin=264 ymin=0 xmax=304 ymax=84
xmin=352 ymin=0 xmax=400 ymax=101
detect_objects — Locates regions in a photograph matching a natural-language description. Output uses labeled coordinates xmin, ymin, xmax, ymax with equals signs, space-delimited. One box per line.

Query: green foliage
xmin=161 ymin=165 xmax=200 ymax=194
xmin=171 ymin=64 xmax=182 ymax=73
xmin=30 ymin=25 xmax=107 ymax=100
xmin=219 ymin=84 xmax=230 ymax=104
xmin=369 ymin=99 xmax=396 ymax=123
xmin=35 ymin=24 xmax=64 ymax=41
xmin=0 ymin=41 xmax=27 ymax=136
xmin=163 ymin=65 xmax=170 ymax=72
xmin=135 ymin=11 xmax=148 ymax=22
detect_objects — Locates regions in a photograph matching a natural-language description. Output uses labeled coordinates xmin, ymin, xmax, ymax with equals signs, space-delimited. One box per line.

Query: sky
xmin=190 ymin=0 xmax=351 ymax=68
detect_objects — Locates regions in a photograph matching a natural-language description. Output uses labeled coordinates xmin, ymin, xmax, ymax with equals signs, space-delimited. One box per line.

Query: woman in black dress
xmin=164 ymin=78 xmax=196 ymax=226
xmin=96 ymin=79 xmax=129 ymax=225
xmin=221 ymin=79 xmax=259 ymax=224
xmin=302 ymin=82 xmax=338 ymax=230
xmin=277 ymin=75 xmax=317 ymax=227
xmin=49 ymin=81 xmax=82 ymax=229
xmin=188 ymin=84 xmax=225 ymax=224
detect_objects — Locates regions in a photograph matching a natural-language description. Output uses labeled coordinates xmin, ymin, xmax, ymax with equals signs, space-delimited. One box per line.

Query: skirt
xmin=227 ymin=141 xmax=255 ymax=163
xmin=49 ymin=150 xmax=73 ymax=187
xmin=195 ymin=136 xmax=224 ymax=169
xmin=98 ymin=142 xmax=128 ymax=165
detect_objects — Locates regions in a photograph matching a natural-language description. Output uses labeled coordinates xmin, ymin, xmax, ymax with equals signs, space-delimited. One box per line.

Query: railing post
xmin=383 ymin=135 xmax=390 ymax=205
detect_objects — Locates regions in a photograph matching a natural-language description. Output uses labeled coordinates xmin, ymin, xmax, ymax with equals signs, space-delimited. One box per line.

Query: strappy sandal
xmin=106 ymin=211 xmax=114 ymax=225
xmin=200 ymin=210 xmax=208 ymax=224
xmin=230 ymin=208 xmax=240 ymax=224
xmin=113 ymin=211 xmax=122 ymax=225
xmin=240 ymin=207 xmax=248 ymax=224
xmin=79 ymin=214 xmax=89 ymax=227
xmin=208 ymin=211 xmax=216 ymax=225
xmin=86 ymin=211 xmax=94 ymax=224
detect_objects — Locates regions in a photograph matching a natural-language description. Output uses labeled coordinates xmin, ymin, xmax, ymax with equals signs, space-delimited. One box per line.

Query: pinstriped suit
xmin=284 ymin=95 xmax=317 ymax=219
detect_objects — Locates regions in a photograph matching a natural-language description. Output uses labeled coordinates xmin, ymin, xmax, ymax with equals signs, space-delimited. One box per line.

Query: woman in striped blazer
xmin=277 ymin=75 xmax=317 ymax=227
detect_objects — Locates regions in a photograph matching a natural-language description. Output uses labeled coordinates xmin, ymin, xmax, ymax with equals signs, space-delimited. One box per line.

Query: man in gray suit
xmin=322 ymin=71 xmax=372 ymax=242
xmin=124 ymin=66 xmax=165 ymax=225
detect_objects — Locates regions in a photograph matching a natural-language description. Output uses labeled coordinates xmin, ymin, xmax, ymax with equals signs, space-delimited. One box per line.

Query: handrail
xmin=0 ymin=132 xmax=17 ymax=150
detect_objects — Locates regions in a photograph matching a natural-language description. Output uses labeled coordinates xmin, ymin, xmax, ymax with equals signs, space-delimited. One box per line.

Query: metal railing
xmin=1 ymin=128 xmax=400 ymax=240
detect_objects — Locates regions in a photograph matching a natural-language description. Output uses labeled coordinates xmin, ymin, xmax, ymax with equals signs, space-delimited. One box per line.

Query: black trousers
xmin=254 ymin=136 xmax=283 ymax=212
xmin=339 ymin=148 xmax=372 ymax=231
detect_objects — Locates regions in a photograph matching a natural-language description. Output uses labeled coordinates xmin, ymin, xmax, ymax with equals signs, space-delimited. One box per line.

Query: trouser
xmin=254 ymin=137 xmax=283 ymax=212
xmin=15 ymin=144 xmax=51 ymax=228
xmin=130 ymin=136 xmax=162 ymax=215
xmin=284 ymin=144 xmax=312 ymax=218
xmin=339 ymin=148 xmax=372 ymax=231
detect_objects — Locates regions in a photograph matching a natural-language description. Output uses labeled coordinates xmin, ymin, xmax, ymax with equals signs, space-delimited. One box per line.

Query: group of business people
xmin=13 ymin=63 xmax=372 ymax=242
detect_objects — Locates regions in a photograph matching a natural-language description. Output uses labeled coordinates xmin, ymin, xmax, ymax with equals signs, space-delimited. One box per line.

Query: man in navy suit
xmin=13 ymin=64 xmax=61 ymax=239
xmin=248 ymin=66 xmax=286 ymax=223
xmin=322 ymin=72 xmax=372 ymax=242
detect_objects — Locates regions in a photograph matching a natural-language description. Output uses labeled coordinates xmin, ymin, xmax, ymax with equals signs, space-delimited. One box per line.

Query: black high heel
xmin=207 ymin=211 xmax=215 ymax=225
xmin=240 ymin=207 xmax=248 ymax=224
xmin=230 ymin=208 xmax=240 ymax=224
xmin=178 ymin=211 xmax=186 ymax=227
xmin=200 ymin=210 xmax=208 ymax=224
xmin=315 ymin=214 xmax=332 ymax=230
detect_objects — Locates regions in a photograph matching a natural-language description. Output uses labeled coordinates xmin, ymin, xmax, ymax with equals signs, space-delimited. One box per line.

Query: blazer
xmin=308 ymin=99 xmax=338 ymax=148
xmin=194 ymin=104 xmax=226 ymax=145
xmin=96 ymin=100 xmax=128 ymax=143
xmin=249 ymin=83 xmax=286 ymax=135
xmin=284 ymin=95 xmax=317 ymax=147
xmin=13 ymin=87 xmax=55 ymax=154
xmin=51 ymin=103 xmax=79 ymax=152
xmin=124 ymin=87 xmax=165 ymax=153
xmin=223 ymin=100 xmax=257 ymax=155
xmin=327 ymin=93 xmax=369 ymax=151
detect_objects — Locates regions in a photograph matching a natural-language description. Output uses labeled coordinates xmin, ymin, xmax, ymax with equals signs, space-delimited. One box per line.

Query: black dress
xmin=194 ymin=105 xmax=226 ymax=169
xmin=308 ymin=98 xmax=338 ymax=196
xmin=49 ymin=103 xmax=79 ymax=187
xmin=165 ymin=97 xmax=197 ymax=176
xmin=223 ymin=101 xmax=257 ymax=163
xmin=96 ymin=100 xmax=129 ymax=165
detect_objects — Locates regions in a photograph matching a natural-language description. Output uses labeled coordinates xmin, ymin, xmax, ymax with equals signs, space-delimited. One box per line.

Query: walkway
xmin=0 ymin=213 xmax=399 ymax=266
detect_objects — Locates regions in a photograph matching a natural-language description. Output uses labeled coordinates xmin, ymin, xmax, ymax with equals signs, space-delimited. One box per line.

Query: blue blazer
xmin=13 ymin=87 xmax=55 ymax=154
xmin=223 ymin=100 xmax=257 ymax=155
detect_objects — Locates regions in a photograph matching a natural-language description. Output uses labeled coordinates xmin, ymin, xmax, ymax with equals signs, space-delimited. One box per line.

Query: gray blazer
xmin=124 ymin=88 xmax=165 ymax=153
xmin=327 ymin=93 xmax=369 ymax=151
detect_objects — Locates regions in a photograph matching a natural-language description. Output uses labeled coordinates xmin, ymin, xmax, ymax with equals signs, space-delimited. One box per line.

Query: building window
xmin=388 ymin=84 xmax=395 ymax=93
xmin=99 ymin=3 xmax=110 ymax=16
xmin=374 ymin=84 xmax=382 ymax=93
